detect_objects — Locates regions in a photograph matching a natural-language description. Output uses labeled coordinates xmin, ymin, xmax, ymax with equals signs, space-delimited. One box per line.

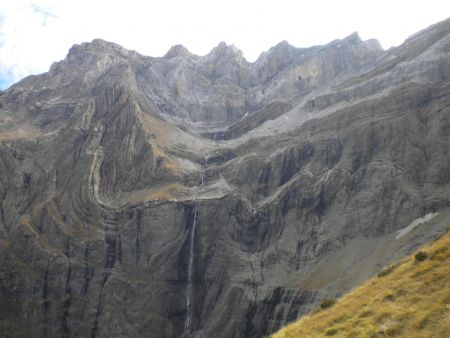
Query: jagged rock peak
xmin=271 ymin=40 xmax=296 ymax=52
xmin=261 ymin=40 xmax=298 ymax=58
xmin=403 ymin=17 xmax=450 ymax=45
xmin=333 ymin=32 xmax=382 ymax=50
xmin=164 ymin=44 xmax=194 ymax=59
xmin=342 ymin=32 xmax=362 ymax=44
xmin=67 ymin=38 xmax=138 ymax=59
xmin=207 ymin=41 xmax=244 ymax=60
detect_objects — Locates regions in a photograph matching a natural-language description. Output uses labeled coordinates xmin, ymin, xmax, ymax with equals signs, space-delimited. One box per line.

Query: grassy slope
xmin=271 ymin=229 xmax=450 ymax=338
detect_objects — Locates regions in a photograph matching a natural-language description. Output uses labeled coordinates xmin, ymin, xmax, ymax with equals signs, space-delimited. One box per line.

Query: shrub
xmin=383 ymin=294 xmax=395 ymax=302
xmin=415 ymin=251 xmax=428 ymax=262
xmin=359 ymin=310 xmax=374 ymax=318
xmin=325 ymin=328 xmax=338 ymax=336
xmin=320 ymin=298 xmax=337 ymax=310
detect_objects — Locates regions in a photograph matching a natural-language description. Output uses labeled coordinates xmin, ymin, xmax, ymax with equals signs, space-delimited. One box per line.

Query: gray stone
xmin=0 ymin=18 xmax=450 ymax=338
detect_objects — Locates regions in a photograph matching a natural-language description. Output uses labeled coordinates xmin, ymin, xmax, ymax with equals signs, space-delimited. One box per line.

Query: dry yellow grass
xmin=271 ymin=229 xmax=450 ymax=338
xmin=151 ymin=144 xmax=178 ymax=171
xmin=151 ymin=144 xmax=165 ymax=158
xmin=128 ymin=183 xmax=187 ymax=202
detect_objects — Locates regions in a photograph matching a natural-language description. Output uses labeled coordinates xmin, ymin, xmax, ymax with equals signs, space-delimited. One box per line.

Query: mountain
xmin=0 ymin=18 xmax=450 ymax=338
xmin=270 ymin=228 xmax=450 ymax=338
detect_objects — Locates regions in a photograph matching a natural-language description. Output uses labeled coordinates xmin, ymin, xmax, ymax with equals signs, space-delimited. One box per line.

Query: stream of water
xmin=183 ymin=170 xmax=204 ymax=337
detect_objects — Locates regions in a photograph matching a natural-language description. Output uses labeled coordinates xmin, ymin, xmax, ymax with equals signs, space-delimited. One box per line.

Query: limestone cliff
xmin=0 ymin=19 xmax=450 ymax=338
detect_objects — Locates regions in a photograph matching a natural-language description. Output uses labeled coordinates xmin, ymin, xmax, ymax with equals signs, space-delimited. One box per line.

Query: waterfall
xmin=183 ymin=170 xmax=204 ymax=337
xmin=183 ymin=203 xmax=197 ymax=336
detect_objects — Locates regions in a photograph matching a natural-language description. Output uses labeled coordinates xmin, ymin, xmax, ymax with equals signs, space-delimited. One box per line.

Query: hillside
xmin=271 ymin=229 xmax=450 ymax=338
xmin=0 ymin=18 xmax=450 ymax=338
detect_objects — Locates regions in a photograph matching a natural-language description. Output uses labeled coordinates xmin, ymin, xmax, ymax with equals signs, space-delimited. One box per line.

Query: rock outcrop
xmin=0 ymin=19 xmax=450 ymax=338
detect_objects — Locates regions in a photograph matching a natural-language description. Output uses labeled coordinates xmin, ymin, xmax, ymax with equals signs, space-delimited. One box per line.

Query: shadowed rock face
xmin=1 ymin=19 xmax=450 ymax=338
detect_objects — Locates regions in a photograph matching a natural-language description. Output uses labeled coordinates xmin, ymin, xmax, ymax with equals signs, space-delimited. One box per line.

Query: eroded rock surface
xmin=1 ymin=19 xmax=450 ymax=338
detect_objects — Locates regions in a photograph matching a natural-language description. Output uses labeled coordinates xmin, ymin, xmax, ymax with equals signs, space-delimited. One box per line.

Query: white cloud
xmin=0 ymin=0 xmax=449 ymax=89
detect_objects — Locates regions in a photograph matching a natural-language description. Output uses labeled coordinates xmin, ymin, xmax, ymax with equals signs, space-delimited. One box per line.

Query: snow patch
xmin=396 ymin=213 xmax=439 ymax=239
xmin=48 ymin=96 xmax=62 ymax=102
xmin=44 ymin=130 xmax=58 ymax=136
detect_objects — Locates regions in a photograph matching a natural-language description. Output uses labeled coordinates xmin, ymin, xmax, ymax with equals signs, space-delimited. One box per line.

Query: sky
xmin=0 ymin=0 xmax=449 ymax=89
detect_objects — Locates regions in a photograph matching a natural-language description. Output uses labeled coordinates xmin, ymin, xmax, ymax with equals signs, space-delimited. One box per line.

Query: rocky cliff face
xmin=1 ymin=19 xmax=450 ymax=338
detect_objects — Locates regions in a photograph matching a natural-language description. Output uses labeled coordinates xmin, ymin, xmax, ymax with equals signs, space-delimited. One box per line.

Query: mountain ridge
xmin=0 ymin=18 xmax=449 ymax=338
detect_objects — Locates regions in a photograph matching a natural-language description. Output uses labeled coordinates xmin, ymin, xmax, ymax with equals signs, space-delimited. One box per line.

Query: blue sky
xmin=1 ymin=0 xmax=449 ymax=90
xmin=0 ymin=70 xmax=14 ymax=90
